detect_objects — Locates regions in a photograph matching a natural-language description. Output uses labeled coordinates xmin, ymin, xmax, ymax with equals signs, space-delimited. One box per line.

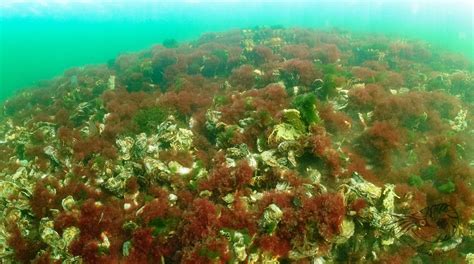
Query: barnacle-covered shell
xmin=205 ymin=110 xmax=222 ymax=130
xmin=43 ymin=145 xmax=61 ymax=165
xmin=277 ymin=141 xmax=303 ymax=167
xmin=261 ymin=203 xmax=283 ymax=234
xmin=144 ymin=157 xmax=169 ymax=175
xmin=332 ymin=87 xmax=350 ymax=110
xmin=226 ymin=143 xmax=250 ymax=160
xmin=40 ymin=219 xmax=64 ymax=252
xmin=381 ymin=184 xmax=398 ymax=213
xmin=220 ymin=229 xmax=251 ymax=261
xmin=61 ymin=195 xmax=76 ymax=211
xmin=62 ymin=226 xmax=80 ymax=247
xmin=70 ymin=102 xmax=95 ymax=125
xmin=232 ymin=232 xmax=248 ymax=261
xmin=98 ymin=232 xmax=111 ymax=252
xmin=288 ymin=239 xmax=320 ymax=260
xmin=248 ymin=252 xmax=279 ymax=264
xmin=171 ymin=128 xmax=193 ymax=151
xmin=450 ymin=109 xmax=468 ymax=132
xmin=155 ymin=117 xmax=194 ymax=151
xmin=33 ymin=121 xmax=57 ymax=140
xmin=249 ymin=191 xmax=264 ymax=203
xmin=116 ymin=136 xmax=135 ymax=161
xmin=133 ymin=133 xmax=148 ymax=156
xmin=261 ymin=150 xmax=287 ymax=168
xmin=347 ymin=173 xmax=382 ymax=203
xmin=0 ymin=226 xmax=14 ymax=259
xmin=103 ymin=176 xmax=124 ymax=194
xmin=0 ymin=180 xmax=22 ymax=199
xmin=332 ymin=218 xmax=355 ymax=244
xmin=222 ymin=193 xmax=235 ymax=204
xmin=101 ymin=166 xmax=133 ymax=195
xmin=268 ymin=123 xmax=303 ymax=146
xmin=168 ymin=161 xmax=192 ymax=176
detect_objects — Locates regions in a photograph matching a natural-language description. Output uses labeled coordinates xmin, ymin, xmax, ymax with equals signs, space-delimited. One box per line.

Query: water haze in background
xmin=0 ymin=0 xmax=472 ymax=101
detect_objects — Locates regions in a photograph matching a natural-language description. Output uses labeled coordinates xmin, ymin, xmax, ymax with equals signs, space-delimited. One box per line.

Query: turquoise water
xmin=0 ymin=1 xmax=472 ymax=102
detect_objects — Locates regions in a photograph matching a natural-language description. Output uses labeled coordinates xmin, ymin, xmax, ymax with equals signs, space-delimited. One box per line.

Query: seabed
xmin=0 ymin=27 xmax=473 ymax=263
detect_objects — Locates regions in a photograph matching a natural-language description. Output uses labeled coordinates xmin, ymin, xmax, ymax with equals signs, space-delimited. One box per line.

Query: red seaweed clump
xmin=281 ymin=59 xmax=322 ymax=87
xmin=179 ymin=198 xmax=220 ymax=247
xmin=229 ymin=64 xmax=256 ymax=89
xmin=258 ymin=234 xmax=292 ymax=257
xmin=302 ymin=193 xmax=346 ymax=238
xmin=351 ymin=66 xmax=377 ymax=82
xmin=348 ymin=83 xmax=388 ymax=111
xmin=282 ymin=44 xmax=311 ymax=60
xmin=7 ymin=224 xmax=45 ymax=263
xmin=357 ymin=121 xmax=404 ymax=168
xmin=318 ymin=103 xmax=352 ymax=134
xmin=313 ymin=43 xmax=341 ymax=63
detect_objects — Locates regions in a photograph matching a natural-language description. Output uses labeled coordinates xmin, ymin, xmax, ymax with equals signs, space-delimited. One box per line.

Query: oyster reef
xmin=0 ymin=27 xmax=473 ymax=263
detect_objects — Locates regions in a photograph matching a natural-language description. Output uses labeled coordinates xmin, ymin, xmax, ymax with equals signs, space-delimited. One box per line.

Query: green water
xmin=0 ymin=1 xmax=472 ymax=102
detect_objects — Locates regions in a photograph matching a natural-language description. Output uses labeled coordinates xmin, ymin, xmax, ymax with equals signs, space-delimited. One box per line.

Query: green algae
xmin=292 ymin=93 xmax=320 ymax=125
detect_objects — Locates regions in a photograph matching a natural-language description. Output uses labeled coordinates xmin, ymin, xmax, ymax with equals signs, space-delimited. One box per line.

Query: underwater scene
xmin=0 ymin=1 xmax=473 ymax=263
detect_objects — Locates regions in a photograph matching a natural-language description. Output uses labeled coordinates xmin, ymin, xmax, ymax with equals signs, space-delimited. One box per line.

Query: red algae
xmin=313 ymin=43 xmax=341 ymax=63
xmin=180 ymin=198 xmax=220 ymax=245
xmin=0 ymin=27 xmax=473 ymax=263
xmin=376 ymin=246 xmax=416 ymax=264
xmin=348 ymin=83 xmax=388 ymax=111
xmin=318 ymin=103 xmax=352 ymax=134
xmin=303 ymin=193 xmax=346 ymax=238
xmin=281 ymin=59 xmax=323 ymax=86
xmin=258 ymin=234 xmax=292 ymax=257
xmin=229 ymin=64 xmax=257 ymax=90
xmin=7 ymin=224 xmax=44 ymax=263
xmin=30 ymin=178 xmax=61 ymax=218
xmin=357 ymin=121 xmax=404 ymax=168
xmin=219 ymin=195 xmax=257 ymax=234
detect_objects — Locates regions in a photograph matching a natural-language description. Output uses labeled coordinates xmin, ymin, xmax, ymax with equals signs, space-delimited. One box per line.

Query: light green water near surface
xmin=0 ymin=1 xmax=472 ymax=102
